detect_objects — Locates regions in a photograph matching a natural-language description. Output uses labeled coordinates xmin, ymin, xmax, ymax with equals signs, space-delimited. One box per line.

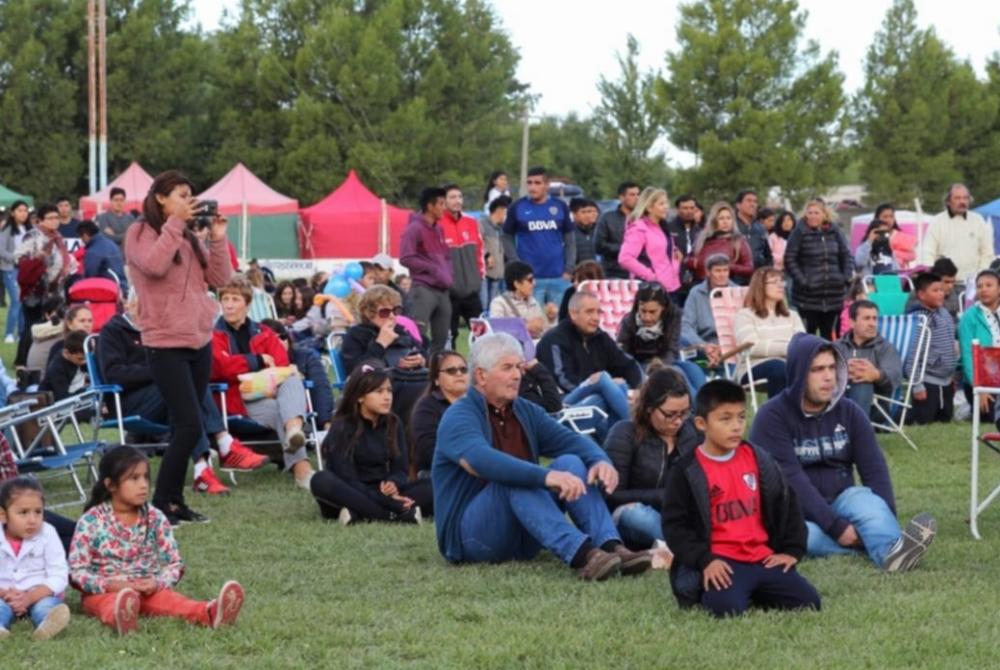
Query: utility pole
xmin=87 ymin=0 xmax=96 ymax=194
xmin=97 ymin=0 xmax=108 ymax=189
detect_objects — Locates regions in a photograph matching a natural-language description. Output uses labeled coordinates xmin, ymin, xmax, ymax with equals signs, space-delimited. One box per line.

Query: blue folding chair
xmin=84 ymin=334 xmax=170 ymax=448
xmin=325 ymin=332 xmax=348 ymax=393
xmin=871 ymin=314 xmax=930 ymax=450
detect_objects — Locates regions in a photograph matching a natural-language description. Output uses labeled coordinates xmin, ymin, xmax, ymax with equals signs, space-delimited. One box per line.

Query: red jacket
xmin=440 ymin=210 xmax=485 ymax=277
xmin=687 ymin=235 xmax=754 ymax=281
xmin=210 ymin=317 xmax=288 ymax=417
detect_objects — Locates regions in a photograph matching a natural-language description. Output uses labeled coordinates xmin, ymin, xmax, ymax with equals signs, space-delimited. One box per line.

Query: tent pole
xmin=87 ymin=0 xmax=97 ymax=195
xmin=97 ymin=0 xmax=108 ymax=189
xmin=241 ymin=199 xmax=249 ymax=263
xmin=914 ymin=197 xmax=924 ymax=261
xmin=380 ymin=198 xmax=388 ymax=254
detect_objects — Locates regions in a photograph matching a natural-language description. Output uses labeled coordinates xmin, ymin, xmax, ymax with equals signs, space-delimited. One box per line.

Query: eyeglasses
xmin=522 ymin=276 xmax=535 ymax=284
xmin=360 ymin=364 xmax=385 ymax=374
xmin=656 ymin=407 xmax=690 ymax=423
xmin=765 ymin=278 xmax=786 ymax=286
xmin=639 ymin=281 xmax=665 ymax=294
xmin=440 ymin=366 xmax=469 ymax=376
xmin=376 ymin=306 xmax=403 ymax=319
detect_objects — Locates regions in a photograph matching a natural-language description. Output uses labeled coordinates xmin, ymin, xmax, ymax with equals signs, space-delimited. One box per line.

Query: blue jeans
xmin=845 ymin=383 xmax=875 ymax=416
xmin=563 ymin=372 xmax=631 ymax=426
xmin=2 ymin=269 xmax=21 ymax=337
xmin=0 ymin=594 xmax=63 ymax=630
xmin=805 ymin=486 xmax=902 ymax=568
xmin=741 ymin=359 xmax=787 ymax=398
xmin=613 ymin=502 xmax=664 ymax=550
xmin=480 ymin=277 xmax=504 ymax=312
xmin=122 ymin=384 xmax=225 ymax=461
xmin=673 ymin=360 xmax=707 ymax=395
xmin=533 ymin=277 xmax=570 ymax=307
xmin=459 ymin=453 xmax=620 ymax=565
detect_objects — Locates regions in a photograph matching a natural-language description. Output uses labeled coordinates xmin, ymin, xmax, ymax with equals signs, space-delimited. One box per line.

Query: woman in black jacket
xmin=310 ymin=364 xmax=433 ymax=525
xmin=616 ymin=281 xmax=706 ymax=393
xmin=603 ymin=368 xmax=701 ymax=550
xmin=783 ymin=199 xmax=853 ymax=339
xmin=341 ymin=285 xmax=429 ymax=425
xmin=409 ymin=350 xmax=468 ymax=478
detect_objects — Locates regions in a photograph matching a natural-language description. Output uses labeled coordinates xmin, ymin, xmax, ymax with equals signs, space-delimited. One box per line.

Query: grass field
xmin=3 ymin=317 xmax=1000 ymax=669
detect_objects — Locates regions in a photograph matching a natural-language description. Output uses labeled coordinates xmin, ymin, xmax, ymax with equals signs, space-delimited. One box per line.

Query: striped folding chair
xmin=969 ymin=341 xmax=1000 ymax=538
xmin=870 ymin=314 xmax=929 ymax=451
xmin=578 ymin=279 xmax=641 ymax=337
xmin=709 ymin=286 xmax=763 ymax=411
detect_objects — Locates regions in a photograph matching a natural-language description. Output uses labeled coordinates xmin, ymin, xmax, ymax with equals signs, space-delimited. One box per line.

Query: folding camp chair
xmin=863 ymin=274 xmax=913 ymax=317
xmin=709 ymin=286 xmax=764 ymax=412
xmin=578 ymin=279 xmax=641 ymax=337
xmin=325 ymin=332 xmax=348 ymax=395
xmin=84 ymin=334 xmax=170 ymax=450
xmin=968 ymin=341 xmax=1000 ymax=539
xmin=870 ymin=314 xmax=929 ymax=451
xmin=5 ymin=392 xmax=106 ymax=508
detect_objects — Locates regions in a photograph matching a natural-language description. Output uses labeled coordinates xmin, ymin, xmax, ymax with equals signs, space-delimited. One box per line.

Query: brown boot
xmin=612 ymin=544 xmax=653 ymax=576
xmin=576 ymin=548 xmax=621 ymax=581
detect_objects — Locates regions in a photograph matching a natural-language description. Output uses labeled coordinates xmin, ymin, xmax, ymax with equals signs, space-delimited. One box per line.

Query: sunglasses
xmin=639 ymin=281 xmax=665 ymax=294
xmin=522 ymin=276 xmax=535 ymax=284
xmin=440 ymin=366 xmax=469 ymax=376
xmin=376 ymin=306 xmax=403 ymax=319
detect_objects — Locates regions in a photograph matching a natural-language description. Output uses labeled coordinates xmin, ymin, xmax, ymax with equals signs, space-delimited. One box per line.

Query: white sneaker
xmin=338 ymin=507 xmax=353 ymax=526
xmin=3 ymin=334 xmax=13 ymax=344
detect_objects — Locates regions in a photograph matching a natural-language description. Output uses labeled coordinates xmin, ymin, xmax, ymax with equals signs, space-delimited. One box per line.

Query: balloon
xmin=345 ymin=262 xmax=364 ymax=281
xmin=325 ymin=275 xmax=351 ymax=298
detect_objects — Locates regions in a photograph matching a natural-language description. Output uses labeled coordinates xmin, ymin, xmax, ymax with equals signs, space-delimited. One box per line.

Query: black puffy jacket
xmin=603 ymin=419 xmax=701 ymax=511
xmin=784 ymin=223 xmax=852 ymax=312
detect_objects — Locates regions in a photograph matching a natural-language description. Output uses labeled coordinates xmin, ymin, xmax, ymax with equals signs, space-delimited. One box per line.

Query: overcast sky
xmin=191 ymin=0 xmax=1000 ymax=165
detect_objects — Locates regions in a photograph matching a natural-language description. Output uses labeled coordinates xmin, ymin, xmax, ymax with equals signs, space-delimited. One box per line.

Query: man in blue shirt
xmin=502 ymin=166 xmax=575 ymax=310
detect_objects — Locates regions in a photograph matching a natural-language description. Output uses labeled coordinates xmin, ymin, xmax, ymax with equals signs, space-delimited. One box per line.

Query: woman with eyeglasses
xmin=409 ymin=350 xmax=468 ymax=479
xmin=733 ymin=267 xmax=805 ymax=398
xmin=311 ymin=364 xmax=432 ymax=525
xmin=341 ymin=285 xmax=429 ymax=426
xmin=617 ymin=282 xmax=706 ymax=394
xmin=489 ymin=260 xmax=549 ymax=339
xmin=618 ymin=187 xmax=683 ymax=300
xmin=603 ymin=367 xmax=700 ymax=552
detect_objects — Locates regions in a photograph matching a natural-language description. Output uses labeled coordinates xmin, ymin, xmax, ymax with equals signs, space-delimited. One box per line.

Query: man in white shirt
xmin=919 ymin=184 xmax=994 ymax=278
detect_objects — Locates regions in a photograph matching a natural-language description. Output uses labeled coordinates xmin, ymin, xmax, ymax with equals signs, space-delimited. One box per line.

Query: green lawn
xmin=3 ymin=321 xmax=1000 ymax=668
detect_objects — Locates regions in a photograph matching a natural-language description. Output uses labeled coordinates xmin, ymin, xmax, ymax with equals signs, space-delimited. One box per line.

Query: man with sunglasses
xmin=502 ymin=166 xmax=575 ymax=313
xmin=433 ymin=332 xmax=652 ymax=580
xmin=401 ymin=187 xmax=453 ymax=355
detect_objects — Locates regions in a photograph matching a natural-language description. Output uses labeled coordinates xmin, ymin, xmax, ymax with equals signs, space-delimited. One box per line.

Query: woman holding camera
xmin=126 ymin=170 xmax=232 ymax=525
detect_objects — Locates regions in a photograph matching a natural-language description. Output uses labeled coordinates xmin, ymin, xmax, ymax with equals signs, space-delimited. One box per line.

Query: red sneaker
xmin=208 ymin=581 xmax=245 ymax=629
xmin=113 ymin=588 xmax=140 ymax=636
xmin=193 ymin=466 xmax=231 ymax=495
xmin=219 ymin=440 xmax=269 ymax=472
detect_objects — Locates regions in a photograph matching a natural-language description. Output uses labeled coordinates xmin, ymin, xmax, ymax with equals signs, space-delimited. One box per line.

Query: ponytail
xmin=86 ymin=445 xmax=148 ymax=510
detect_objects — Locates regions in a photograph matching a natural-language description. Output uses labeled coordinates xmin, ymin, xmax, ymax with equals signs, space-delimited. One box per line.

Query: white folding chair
xmin=871 ymin=314 xmax=929 ymax=451
xmin=709 ymin=286 xmax=764 ymax=412
xmin=969 ymin=341 xmax=1000 ymax=539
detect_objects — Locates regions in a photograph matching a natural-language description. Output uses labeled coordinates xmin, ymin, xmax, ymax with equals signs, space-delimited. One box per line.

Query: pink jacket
xmin=769 ymin=233 xmax=788 ymax=271
xmin=890 ymin=230 xmax=916 ymax=268
xmin=126 ymin=216 xmax=233 ymax=349
xmin=617 ymin=217 xmax=681 ymax=292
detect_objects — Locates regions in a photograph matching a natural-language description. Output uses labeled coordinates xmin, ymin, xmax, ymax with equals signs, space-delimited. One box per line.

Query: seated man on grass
xmin=432 ymin=332 xmax=652 ymax=580
xmin=750 ymin=333 xmax=936 ymax=572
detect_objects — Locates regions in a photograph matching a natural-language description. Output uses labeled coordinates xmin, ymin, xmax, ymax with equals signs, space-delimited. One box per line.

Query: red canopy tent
xmin=197 ymin=163 xmax=300 ymax=259
xmin=299 ymin=170 xmax=411 ymax=259
xmin=80 ymin=162 xmax=154 ymax=219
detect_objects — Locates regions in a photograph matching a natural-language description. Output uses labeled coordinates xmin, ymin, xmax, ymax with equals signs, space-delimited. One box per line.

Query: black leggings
xmin=799 ymin=309 xmax=839 ymax=341
xmin=147 ymin=344 xmax=212 ymax=510
xmin=310 ymin=470 xmax=433 ymax=521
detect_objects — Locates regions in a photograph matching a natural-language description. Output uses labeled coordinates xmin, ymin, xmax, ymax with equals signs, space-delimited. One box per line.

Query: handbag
xmin=237 ymin=365 xmax=298 ymax=401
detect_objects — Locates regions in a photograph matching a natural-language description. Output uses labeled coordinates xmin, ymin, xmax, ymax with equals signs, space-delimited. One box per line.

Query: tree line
xmin=0 ymin=0 xmax=998 ymax=209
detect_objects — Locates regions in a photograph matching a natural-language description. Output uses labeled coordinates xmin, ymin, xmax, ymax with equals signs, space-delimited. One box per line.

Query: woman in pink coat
xmin=617 ymin=187 xmax=683 ymax=296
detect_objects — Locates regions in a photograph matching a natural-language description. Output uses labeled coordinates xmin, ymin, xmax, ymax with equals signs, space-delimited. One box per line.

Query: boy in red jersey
xmin=662 ymin=379 xmax=820 ymax=617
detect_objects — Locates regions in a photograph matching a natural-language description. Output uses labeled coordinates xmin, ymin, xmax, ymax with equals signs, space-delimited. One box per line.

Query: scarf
xmin=39 ymin=226 xmax=73 ymax=283
xmin=635 ymin=313 xmax=664 ymax=342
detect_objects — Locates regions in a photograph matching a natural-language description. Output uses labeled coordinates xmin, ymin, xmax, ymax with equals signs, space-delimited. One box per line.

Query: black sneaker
xmin=883 ymin=512 xmax=936 ymax=572
xmin=165 ymin=502 xmax=210 ymax=526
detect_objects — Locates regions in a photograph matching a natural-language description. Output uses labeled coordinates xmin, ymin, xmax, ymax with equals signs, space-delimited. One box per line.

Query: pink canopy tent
xmin=299 ymin=170 xmax=412 ymax=259
xmin=80 ymin=161 xmax=153 ymax=219
xmin=197 ymin=163 xmax=300 ymax=259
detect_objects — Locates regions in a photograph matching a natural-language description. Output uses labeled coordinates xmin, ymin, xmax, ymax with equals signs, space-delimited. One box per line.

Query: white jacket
xmin=0 ymin=522 xmax=68 ymax=595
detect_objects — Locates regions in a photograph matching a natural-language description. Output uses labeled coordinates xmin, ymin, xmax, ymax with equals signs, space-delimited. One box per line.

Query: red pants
xmin=81 ymin=589 xmax=210 ymax=628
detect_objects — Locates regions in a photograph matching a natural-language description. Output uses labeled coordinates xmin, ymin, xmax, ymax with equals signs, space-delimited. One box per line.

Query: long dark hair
xmin=140 ymin=170 xmax=207 ymax=269
xmin=773 ymin=209 xmax=796 ymax=240
xmin=327 ymin=363 xmax=398 ymax=462
xmin=274 ymin=280 xmax=296 ymax=317
xmin=2 ymin=200 xmax=30 ymax=233
xmin=86 ymin=445 xmax=149 ymax=510
xmin=483 ymin=170 xmax=507 ymax=203
xmin=628 ymin=282 xmax=679 ymax=330
xmin=632 ymin=367 xmax=690 ymax=443
xmin=424 ymin=349 xmax=464 ymax=395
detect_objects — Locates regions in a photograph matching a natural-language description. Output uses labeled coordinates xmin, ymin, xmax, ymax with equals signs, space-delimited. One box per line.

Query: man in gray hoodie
xmin=833 ymin=300 xmax=902 ymax=417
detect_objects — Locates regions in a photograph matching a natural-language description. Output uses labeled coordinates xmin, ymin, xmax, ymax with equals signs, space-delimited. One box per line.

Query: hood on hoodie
xmin=782 ymin=332 xmax=848 ymax=416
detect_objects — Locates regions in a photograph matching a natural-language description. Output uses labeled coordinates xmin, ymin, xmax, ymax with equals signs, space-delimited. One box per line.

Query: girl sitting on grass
xmin=0 ymin=477 xmax=71 ymax=640
xmin=310 ymin=363 xmax=433 ymax=525
xmin=68 ymin=446 xmax=245 ymax=635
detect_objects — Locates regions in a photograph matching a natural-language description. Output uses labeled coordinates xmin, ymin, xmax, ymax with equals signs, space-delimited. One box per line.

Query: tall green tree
xmin=853 ymin=0 xmax=1000 ymax=205
xmin=655 ymin=0 xmax=845 ymax=202
xmin=526 ymin=114 xmax=610 ymax=198
xmin=0 ymin=0 xmax=86 ymax=199
xmin=594 ymin=34 xmax=672 ymax=195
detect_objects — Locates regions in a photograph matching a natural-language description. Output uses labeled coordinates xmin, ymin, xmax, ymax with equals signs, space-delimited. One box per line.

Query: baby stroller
xmin=68 ymin=277 xmax=121 ymax=332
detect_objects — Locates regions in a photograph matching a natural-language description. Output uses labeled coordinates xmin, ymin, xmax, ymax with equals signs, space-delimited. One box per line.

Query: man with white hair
xmin=432 ymin=332 xmax=652 ymax=580
xmin=918 ymin=183 xmax=994 ymax=278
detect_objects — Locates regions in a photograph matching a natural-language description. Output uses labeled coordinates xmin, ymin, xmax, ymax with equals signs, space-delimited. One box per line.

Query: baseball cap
xmin=371 ymin=253 xmax=393 ymax=269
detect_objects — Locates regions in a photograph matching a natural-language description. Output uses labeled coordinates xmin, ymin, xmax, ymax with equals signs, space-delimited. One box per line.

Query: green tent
xmin=0 ymin=183 xmax=34 ymax=209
